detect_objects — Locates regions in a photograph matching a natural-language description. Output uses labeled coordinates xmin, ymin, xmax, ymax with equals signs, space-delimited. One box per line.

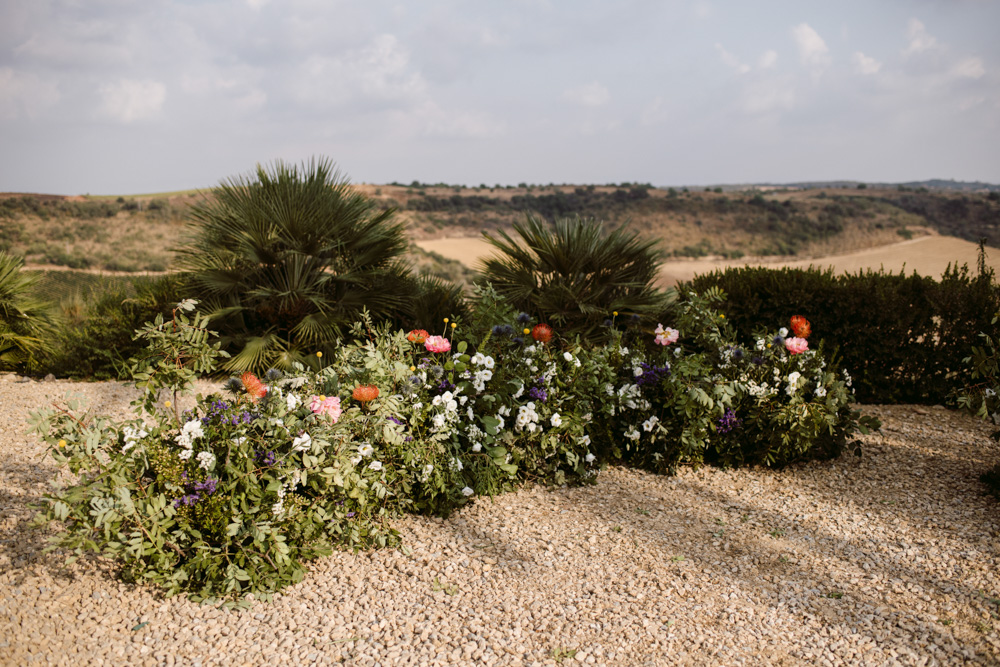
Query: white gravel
xmin=2 ymin=375 xmax=1000 ymax=666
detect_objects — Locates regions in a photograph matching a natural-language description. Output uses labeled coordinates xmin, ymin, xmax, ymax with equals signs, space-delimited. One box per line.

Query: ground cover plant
xmin=30 ymin=285 xmax=878 ymax=605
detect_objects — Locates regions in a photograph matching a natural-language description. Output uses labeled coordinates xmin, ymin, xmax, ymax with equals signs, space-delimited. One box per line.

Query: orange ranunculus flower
xmin=241 ymin=372 xmax=268 ymax=402
xmin=531 ymin=323 xmax=554 ymax=343
xmin=407 ymin=329 xmax=429 ymax=344
xmin=352 ymin=385 xmax=380 ymax=403
xmin=790 ymin=315 xmax=811 ymax=339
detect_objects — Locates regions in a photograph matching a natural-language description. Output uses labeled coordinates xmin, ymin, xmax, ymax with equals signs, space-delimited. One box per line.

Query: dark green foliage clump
xmin=42 ymin=273 xmax=191 ymax=379
xmin=687 ymin=259 xmax=999 ymax=404
xmin=177 ymin=157 xmax=430 ymax=373
xmin=479 ymin=216 xmax=668 ymax=338
xmin=0 ymin=252 xmax=57 ymax=371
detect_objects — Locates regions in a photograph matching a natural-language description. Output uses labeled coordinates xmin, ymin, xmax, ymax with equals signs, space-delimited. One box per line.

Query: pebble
xmin=1 ymin=381 xmax=999 ymax=665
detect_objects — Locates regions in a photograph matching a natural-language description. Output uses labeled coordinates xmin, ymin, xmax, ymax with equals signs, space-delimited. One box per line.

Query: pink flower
xmin=784 ymin=337 xmax=809 ymax=355
xmin=309 ymin=395 xmax=342 ymax=423
xmin=424 ymin=335 xmax=452 ymax=353
xmin=654 ymin=324 xmax=679 ymax=346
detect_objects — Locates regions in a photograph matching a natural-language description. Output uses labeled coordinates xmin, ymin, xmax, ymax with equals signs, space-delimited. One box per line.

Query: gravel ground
xmin=2 ymin=376 xmax=1000 ymax=666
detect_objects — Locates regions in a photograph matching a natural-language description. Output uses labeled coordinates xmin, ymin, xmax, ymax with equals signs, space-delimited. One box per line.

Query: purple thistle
xmin=636 ymin=362 xmax=671 ymax=387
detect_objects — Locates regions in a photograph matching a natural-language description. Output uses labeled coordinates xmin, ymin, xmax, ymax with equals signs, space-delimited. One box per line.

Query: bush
xmin=685 ymin=260 xmax=1000 ymax=404
xmin=177 ymin=158 xmax=421 ymax=374
xmin=479 ymin=216 xmax=669 ymax=339
xmin=32 ymin=290 xmax=877 ymax=605
xmin=0 ymin=251 xmax=57 ymax=371
xmin=44 ymin=273 xmax=191 ymax=379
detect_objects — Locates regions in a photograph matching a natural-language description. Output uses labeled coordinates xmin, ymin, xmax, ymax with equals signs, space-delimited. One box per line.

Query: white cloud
xmin=740 ymin=79 xmax=795 ymax=115
xmin=563 ymin=81 xmax=610 ymax=107
xmin=903 ymin=18 xmax=939 ymax=57
xmin=952 ymin=57 xmax=985 ymax=79
xmin=758 ymin=50 xmax=778 ymax=69
xmin=640 ymin=96 xmax=667 ymax=126
xmin=791 ymin=23 xmax=829 ymax=67
xmin=292 ymin=34 xmax=427 ymax=109
xmin=0 ymin=67 xmax=60 ymax=120
xmin=715 ymin=43 xmax=750 ymax=74
xmin=853 ymin=51 xmax=882 ymax=75
xmin=98 ymin=79 xmax=166 ymax=122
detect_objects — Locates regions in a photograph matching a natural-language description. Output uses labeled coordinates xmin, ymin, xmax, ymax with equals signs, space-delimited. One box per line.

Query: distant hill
xmin=2 ymin=184 xmax=999 ymax=275
xmin=712 ymin=179 xmax=999 ymax=193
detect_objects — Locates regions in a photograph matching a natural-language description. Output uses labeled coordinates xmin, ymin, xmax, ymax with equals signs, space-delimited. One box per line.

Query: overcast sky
xmin=1 ymin=0 xmax=998 ymax=195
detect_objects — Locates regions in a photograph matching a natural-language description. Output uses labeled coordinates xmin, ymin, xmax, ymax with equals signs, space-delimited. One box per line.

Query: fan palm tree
xmin=0 ymin=252 xmax=56 ymax=371
xmin=176 ymin=158 xmax=417 ymax=373
xmin=479 ymin=216 xmax=668 ymax=338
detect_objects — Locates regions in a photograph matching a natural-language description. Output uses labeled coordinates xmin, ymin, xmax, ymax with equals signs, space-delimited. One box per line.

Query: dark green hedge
xmin=684 ymin=262 xmax=999 ymax=404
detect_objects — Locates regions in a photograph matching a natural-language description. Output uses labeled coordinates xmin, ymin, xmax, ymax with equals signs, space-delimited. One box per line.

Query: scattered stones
xmin=1 ymin=384 xmax=999 ymax=665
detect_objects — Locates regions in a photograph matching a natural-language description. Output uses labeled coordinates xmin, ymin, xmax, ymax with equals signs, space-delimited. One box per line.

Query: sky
xmin=1 ymin=0 xmax=998 ymax=195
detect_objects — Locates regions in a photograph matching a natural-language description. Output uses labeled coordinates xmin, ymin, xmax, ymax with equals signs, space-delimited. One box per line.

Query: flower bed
xmin=30 ymin=289 xmax=879 ymax=605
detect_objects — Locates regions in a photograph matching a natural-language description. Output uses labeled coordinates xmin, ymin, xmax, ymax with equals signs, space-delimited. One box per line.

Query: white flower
xmin=525 ymin=345 xmax=536 ymax=354
xmin=472 ymin=352 xmax=486 ymax=365
xmin=625 ymin=427 xmax=641 ymax=441
xmin=633 ymin=367 xmax=643 ymax=377
xmin=620 ymin=347 xmax=629 ymax=356
xmin=779 ymin=327 xmax=789 ymax=337
xmin=358 ymin=443 xmax=374 ymax=457
xmin=483 ymin=356 xmax=495 ymax=369
xmin=563 ymin=352 xmax=574 ymax=362
xmin=292 ymin=432 xmax=312 ymax=452
xmin=467 ymin=407 xmax=474 ymax=421
xmin=550 ymin=413 xmax=562 ymax=427
xmin=756 ymin=339 xmax=765 ymax=351
xmin=368 ymin=460 xmax=383 ymax=471
xmin=461 ymin=486 xmax=474 ymax=497
xmin=271 ymin=501 xmax=285 ymax=518
xmin=350 ymin=455 xmax=362 ymax=465
xmin=176 ymin=298 xmax=197 ymax=312
xmin=513 ymin=384 xmax=524 ymax=399
xmin=578 ymin=434 xmax=591 ymax=447
xmin=420 ymin=464 xmax=434 ymax=482
xmin=472 ymin=443 xmax=482 ymax=452
xmin=122 ymin=425 xmax=147 ymax=452
xmin=643 ymin=416 xmax=659 ymax=432
xmin=585 ymin=452 xmax=596 ymax=463
xmin=495 ymin=415 xmax=505 ymax=430
xmin=451 ymin=457 xmax=464 ymax=471
xmin=178 ymin=449 xmax=193 ymax=460
xmin=233 ymin=436 xmax=247 ymax=446
xmin=674 ymin=347 xmax=682 ymax=357
xmin=286 ymin=393 xmax=301 ymax=411
xmin=196 ymin=451 xmax=216 ymax=470
xmin=815 ymin=386 xmax=827 ymax=398
xmin=432 ymin=414 xmax=446 ymax=429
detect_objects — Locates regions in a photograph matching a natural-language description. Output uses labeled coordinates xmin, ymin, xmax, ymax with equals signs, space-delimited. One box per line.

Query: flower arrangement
xmin=29 ymin=290 xmax=878 ymax=605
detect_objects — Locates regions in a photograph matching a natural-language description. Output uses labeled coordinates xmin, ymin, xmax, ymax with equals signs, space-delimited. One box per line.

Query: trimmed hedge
xmin=684 ymin=262 xmax=999 ymax=404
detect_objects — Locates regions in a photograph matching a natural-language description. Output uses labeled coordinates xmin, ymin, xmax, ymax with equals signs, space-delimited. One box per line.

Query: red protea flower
xmin=531 ymin=323 xmax=554 ymax=343
xmin=407 ymin=329 xmax=429 ymax=344
xmin=241 ymin=372 xmax=268 ymax=402
xmin=352 ymin=385 xmax=380 ymax=403
xmin=790 ymin=315 xmax=812 ymax=339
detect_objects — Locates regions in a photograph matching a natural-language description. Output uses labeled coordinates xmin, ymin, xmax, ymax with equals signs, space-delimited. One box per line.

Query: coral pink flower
xmin=241 ymin=372 xmax=268 ymax=402
xmin=407 ymin=329 xmax=429 ymax=344
xmin=424 ymin=335 xmax=451 ymax=353
xmin=531 ymin=323 xmax=554 ymax=343
xmin=352 ymin=385 xmax=380 ymax=402
xmin=784 ymin=337 xmax=809 ymax=355
xmin=309 ymin=395 xmax=342 ymax=423
xmin=790 ymin=315 xmax=812 ymax=339
xmin=654 ymin=324 xmax=679 ymax=346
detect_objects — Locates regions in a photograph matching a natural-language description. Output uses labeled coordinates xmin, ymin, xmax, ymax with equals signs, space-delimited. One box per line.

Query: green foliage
xmin=686 ymin=261 xmax=1000 ymax=404
xmin=31 ymin=291 xmax=877 ymax=605
xmin=480 ymin=216 xmax=669 ymax=338
xmin=0 ymin=251 xmax=57 ymax=371
xmin=43 ymin=274 xmax=190 ymax=379
xmin=177 ymin=158 xmax=427 ymax=374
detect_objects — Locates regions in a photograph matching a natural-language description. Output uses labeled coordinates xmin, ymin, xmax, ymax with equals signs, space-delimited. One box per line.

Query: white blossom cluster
xmin=196 ymin=450 xmax=216 ymax=470
xmin=122 ymin=425 xmax=147 ymax=453
xmin=785 ymin=371 xmax=802 ymax=397
xmin=515 ymin=401 xmax=541 ymax=432
xmin=176 ymin=419 xmax=204 ymax=459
